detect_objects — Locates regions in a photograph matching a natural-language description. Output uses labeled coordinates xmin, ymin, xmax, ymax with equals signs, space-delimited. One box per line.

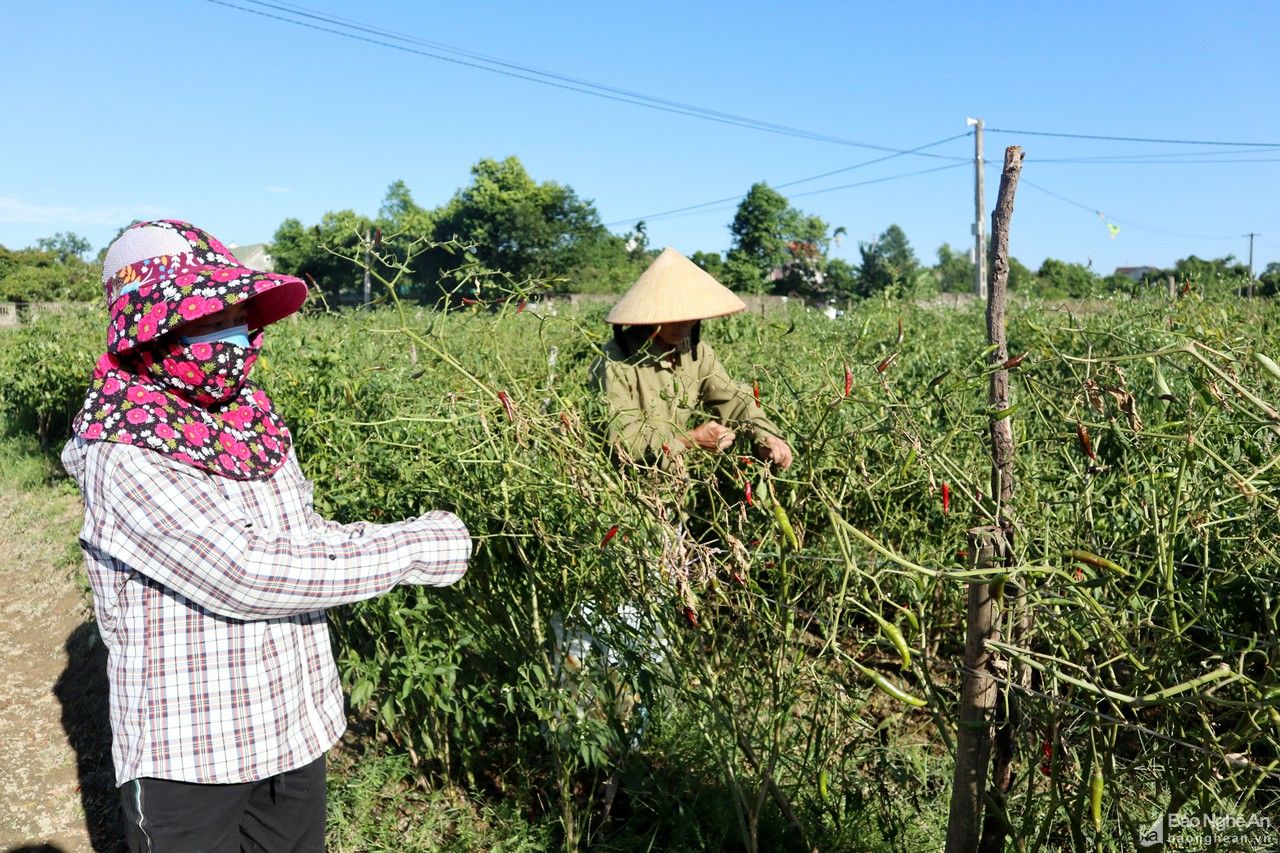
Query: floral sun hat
xmin=72 ymin=220 xmax=307 ymax=480
xmin=102 ymin=219 xmax=307 ymax=353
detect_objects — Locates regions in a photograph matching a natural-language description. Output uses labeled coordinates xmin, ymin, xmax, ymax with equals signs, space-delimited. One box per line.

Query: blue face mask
xmin=180 ymin=324 xmax=252 ymax=349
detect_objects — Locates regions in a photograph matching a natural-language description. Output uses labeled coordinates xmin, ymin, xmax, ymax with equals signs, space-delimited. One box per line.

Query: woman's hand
xmin=754 ymin=434 xmax=794 ymax=470
xmin=684 ymin=421 xmax=737 ymax=452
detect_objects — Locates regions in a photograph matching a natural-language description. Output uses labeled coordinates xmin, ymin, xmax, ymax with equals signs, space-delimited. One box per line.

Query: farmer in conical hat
xmin=591 ymin=246 xmax=793 ymax=470
xmin=62 ymin=220 xmax=472 ymax=850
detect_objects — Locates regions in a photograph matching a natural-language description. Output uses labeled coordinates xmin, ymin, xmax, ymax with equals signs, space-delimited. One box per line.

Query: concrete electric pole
xmin=967 ymin=118 xmax=986 ymax=299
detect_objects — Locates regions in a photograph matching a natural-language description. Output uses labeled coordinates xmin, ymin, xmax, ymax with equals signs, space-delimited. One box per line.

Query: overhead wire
xmin=207 ymin=1 xmax=1277 ymax=250
xmin=988 ymin=127 xmax=1280 ymax=148
xmin=1034 ymin=147 xmax=1280 ymax=163
xmin=603 ymin=133 xmax=971 ymax=227
xmin=208 ymin=0 xmax=966 ymax=156
xmin=1019 ymin=178 xmax=1244 ymax=241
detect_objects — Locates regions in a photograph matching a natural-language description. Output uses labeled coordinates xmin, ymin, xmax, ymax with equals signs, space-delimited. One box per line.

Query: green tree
xmin=1257 ymin=262 xmax=1280 ymax=298
xmin=690 ymin=250 xmax=725 ymax=279
xmin=429 ymin=156 xmax=628 ymax=292
xmin=0 ymin=234 xmax=98 ymax=302
xmin=934 ymin=243 xmax=973 ymax=293
xmin=725 ymin=183 xmax=847 ymax=300
xmin=857 ymin=224 xmax=921 ymax=297
xmin=35 ymin=232 xmax=92 ymax=264
xmin=1035 ymin=258 xmax=1097 ymax=298
xmin=726 ymin=183 xmax=794 ymax=293
xmin=271 ymin=210 xmax=373 ymax=306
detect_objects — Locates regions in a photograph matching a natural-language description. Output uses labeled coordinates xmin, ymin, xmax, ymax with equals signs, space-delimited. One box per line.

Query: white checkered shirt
xmin=61 ymin=439 xmax=470 ymax=785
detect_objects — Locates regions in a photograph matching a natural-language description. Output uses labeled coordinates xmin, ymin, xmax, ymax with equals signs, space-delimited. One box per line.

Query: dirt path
xmin=0 ymin=466 xmax=120 ymax=853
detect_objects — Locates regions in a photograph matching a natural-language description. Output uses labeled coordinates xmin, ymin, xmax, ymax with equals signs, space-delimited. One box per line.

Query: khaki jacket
xmin=590 ymin=338 xmax=783 ymax=466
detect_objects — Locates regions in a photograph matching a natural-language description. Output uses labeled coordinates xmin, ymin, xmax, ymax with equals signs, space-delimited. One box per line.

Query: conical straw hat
xmin=606 ymin=247 xmax=746 ymax=325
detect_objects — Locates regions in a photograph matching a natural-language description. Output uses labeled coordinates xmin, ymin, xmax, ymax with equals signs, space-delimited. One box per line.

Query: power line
xmin=603 ymin=133 xmax=970 ymax=227
xmin=205 ymin=1 xmax=1279 ymax=249
xmin=1034 ymin=146 xmax=1280 ymax=163
xmin=789 ymin=162 xmax=968 ymax=201
xmin=207 ymin=0 xmax=964 ymax=157
xmin=1034 ymin=156 xmax=1280 ymax=165
xmin=1020 ymin=178 xmax=1244 ymax=241
xmin=608 ymin=162 xmax=968 ymax=227
xmin=988 ymin=127 xmax=1280 ymax=148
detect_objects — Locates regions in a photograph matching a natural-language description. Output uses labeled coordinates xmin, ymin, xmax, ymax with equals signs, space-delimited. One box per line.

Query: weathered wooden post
xmin=946 ymin=527 xmax=1007 ymax=853
xmin=946 ymin=146 xmax=1024 ymax=853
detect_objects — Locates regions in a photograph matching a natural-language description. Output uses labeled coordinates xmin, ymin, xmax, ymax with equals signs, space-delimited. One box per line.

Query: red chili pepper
xmin=683 ymin=606 xmax=699 ymax=628
xmin=844 ymin=364 xmax=853 ymax=397
xmin=497 ymin=390 xmax=515 ymax=420
xmin=662 ymin=442 xmax=672 ymax=456
xmin=1039 ymin=740 xmax=1053 ymax=776
xmin=1003 ymin=352 xmax=1028 ymax=369
xmin=877 ymin=353 xmax=898 ymax=374
xmin=462 ymin=297 xmax=479 ymax=306
xmin=373 ymin=227 xmax=382 ymax=247
xmin=600 ymin=524 xmax=619 ymax=550
xmin=744 ymin=479 xmax=754 ymax=506
xmin=1076 ymin=422 xmax=1096 ymax=460
xmin=942 ymin=482 xmax=951 ymax=514
xmin=560 ymin=412 xmax=572 ymax=432
xmin=1074 ymin=565 xmax=1084 ymax=581
xmin=738 ymin=455 xmax=755 ymax=465
xmin=753 ymin=381 xmax=761 ymax=405
xmin=516 ymin=300 xmax=527 ymax=314
xmin=956 ymin=549 xmax=970 ymax=560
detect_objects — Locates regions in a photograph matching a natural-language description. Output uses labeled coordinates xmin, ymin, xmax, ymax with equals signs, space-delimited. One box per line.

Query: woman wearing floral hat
xmin=591 ymin=246 xmax=794 ymax=470
xmin=62 ymin=220 xmax=472 ymax=851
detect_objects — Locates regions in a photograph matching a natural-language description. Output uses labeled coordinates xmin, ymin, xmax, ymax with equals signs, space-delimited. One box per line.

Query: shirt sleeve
xmin=591 ymin=356 xmax=686 ymax=464
xmin=101 ymin=446 xmax=471 ymax=621
xmin=697 ymin=344 xmax=784 ymax=446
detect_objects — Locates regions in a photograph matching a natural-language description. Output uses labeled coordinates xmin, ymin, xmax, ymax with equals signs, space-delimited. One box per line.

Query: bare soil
xmin=0 ymin=473 xmax=122 ymax=853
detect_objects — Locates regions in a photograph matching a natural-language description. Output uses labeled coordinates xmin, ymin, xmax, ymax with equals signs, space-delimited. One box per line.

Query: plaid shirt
xmin=61 ymin=438 xmax=470 ymax=785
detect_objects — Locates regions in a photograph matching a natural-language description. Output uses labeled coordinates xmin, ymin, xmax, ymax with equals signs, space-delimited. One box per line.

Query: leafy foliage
xmin=0 ymin=240 xmax=99 ymax=302
xmin=9 ymin=275 xmax=1280 ymax=848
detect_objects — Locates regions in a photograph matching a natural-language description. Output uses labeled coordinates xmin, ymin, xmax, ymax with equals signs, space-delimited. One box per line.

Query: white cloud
xmin=266 ymin=186 xmax=291 ymax=194
xmin=0 ymin=196 xmax=166 ymax=227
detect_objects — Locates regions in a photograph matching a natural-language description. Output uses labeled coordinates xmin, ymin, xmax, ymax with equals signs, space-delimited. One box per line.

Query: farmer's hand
xmin=755 ymin=434 xmax=794 ymax=470
xmin=685 ymin=421 xmax=737 ymax=452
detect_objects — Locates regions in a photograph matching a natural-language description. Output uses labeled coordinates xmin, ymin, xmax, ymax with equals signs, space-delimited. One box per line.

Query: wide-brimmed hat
xmin=606 ymin=246 xmax=746 ymax=325
xmin=102 ymin=220 xmax=308 ymax=354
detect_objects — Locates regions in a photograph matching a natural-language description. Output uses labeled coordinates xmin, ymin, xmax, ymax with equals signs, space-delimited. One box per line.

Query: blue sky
xmin=3 ymin=1 xmax=1278 ymax=277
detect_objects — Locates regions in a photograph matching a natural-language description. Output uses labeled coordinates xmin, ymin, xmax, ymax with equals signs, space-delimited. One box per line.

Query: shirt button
xmin=328 ymin=554 xmax=337 ymax=561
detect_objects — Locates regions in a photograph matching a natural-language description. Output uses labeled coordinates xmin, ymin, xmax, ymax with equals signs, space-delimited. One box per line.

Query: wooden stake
xmin=979 ymin=146 xmax=1025 ymax=853
xmin=945 ymin=527 xmax=1006 ymax=853
xmin=946 ymin=146 xmax=1025 ymax=853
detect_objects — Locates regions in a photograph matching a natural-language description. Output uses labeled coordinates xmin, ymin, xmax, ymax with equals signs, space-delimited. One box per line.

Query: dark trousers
xmin=120 ymin=754 xmax=326 ymax=853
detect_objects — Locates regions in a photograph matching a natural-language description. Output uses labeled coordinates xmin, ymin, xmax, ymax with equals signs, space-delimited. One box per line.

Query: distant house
xmin=1114 ymin=265 xmax=1157 ymax=283
xmin=227 ymin=243 xmax=275 ymax=271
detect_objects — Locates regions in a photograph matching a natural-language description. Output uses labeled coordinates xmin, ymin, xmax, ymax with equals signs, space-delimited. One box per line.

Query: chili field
xmin=3 ymin=286 xmax=1279 ymax=850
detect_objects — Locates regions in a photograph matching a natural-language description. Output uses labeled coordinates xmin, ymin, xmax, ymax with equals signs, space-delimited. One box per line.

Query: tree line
xmin=3 ymin=155 xmax=1275 ymax=304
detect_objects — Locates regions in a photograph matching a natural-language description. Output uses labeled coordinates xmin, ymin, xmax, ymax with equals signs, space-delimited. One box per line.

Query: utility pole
xmin=1246 ymin=232 xmax=1259 ymax=298
xmin=967 ymin=118 xmax=986 ymax=299
xmin=362 ymin=233 xmax=372 ymax=306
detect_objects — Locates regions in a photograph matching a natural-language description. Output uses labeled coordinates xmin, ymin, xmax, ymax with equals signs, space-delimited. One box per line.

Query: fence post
xmin=945 ymin=527 xmax=1006 ymax=853
xmin=946 ymin=146 xmax=1025 ymax=853
xmin=978 ymin=145 xmax=1026 ymax=853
